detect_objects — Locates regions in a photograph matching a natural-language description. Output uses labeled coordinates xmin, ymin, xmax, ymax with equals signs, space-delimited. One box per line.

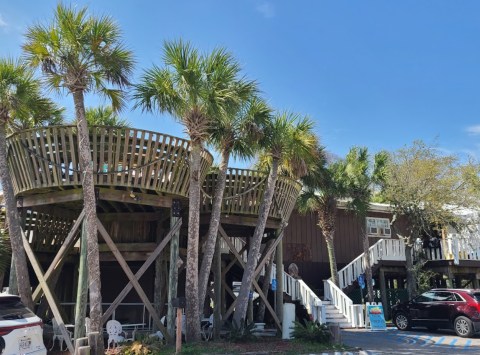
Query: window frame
xmin=366 ymin=217 xmax=391 ymax=238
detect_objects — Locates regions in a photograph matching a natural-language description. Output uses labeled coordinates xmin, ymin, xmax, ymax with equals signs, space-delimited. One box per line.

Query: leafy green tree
xmin=0 ymin=58 xmax=61 ymax=309
xmin=23 ymin=4 xmax=134 ymax=344
xmin=134 ymin=40 xmax=251 ymax=341
xmin=339 ymin=147 xmax=388 ymax=302
xmin=382 ymin=141 xmax=480 ymax=298
xmin=297 ymin=147 xmax=345 ymax=286
xmin=198 ymin=96 xmax=270 ymax=310
xmin=232 ymin=112 xmax=317 ymax=325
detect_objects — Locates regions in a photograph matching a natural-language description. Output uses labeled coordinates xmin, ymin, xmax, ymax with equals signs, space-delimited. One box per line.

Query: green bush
xmin=118 ymin=334 xmax=163 ymax=355
xmin=225 ymin=319 xmax=257 ymax=343
xmin=291 ymin=321 xmax=332 ymax=343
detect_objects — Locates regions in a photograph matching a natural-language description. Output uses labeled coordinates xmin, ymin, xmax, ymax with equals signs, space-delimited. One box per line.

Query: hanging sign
xmin=271 ymin=279 xmax=277 ymax=291
xmin=358 ymin=274 xmax=365 ymax=289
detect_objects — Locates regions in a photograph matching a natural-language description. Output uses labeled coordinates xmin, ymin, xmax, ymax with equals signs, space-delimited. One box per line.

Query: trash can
xmin=282 ymin=303 xmax=295 ymax=339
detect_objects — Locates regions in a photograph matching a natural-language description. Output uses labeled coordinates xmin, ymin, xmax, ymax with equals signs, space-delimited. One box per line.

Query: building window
xmin=366 ymin=217 xmax=391 ymax=237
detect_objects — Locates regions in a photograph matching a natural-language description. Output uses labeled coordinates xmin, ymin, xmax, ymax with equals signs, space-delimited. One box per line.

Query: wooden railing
xmin=201 ymin=168 xmax=302 ymax=221
xmin=7 ymin=126 xmax=213 ymax=198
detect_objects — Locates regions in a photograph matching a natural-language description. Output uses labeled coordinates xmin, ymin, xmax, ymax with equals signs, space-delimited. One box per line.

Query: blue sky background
xmin=1 ymin=0 xmax=480 ymax=166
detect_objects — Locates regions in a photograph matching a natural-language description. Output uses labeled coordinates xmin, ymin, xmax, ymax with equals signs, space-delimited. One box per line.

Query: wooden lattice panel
xmin=7 ymin=126 xmax=213 ymax=198
xmin=202 ymin=168 xmax=302 ymax=221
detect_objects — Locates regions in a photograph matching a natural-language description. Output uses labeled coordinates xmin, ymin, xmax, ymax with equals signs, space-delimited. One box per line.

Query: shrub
xmin=291 ymin=321 xmax=332 ymax=343
xmin=118 ymin=334 xmax=163 ymax=355
xmin=225 ymin=319 xmax=257 ymax=343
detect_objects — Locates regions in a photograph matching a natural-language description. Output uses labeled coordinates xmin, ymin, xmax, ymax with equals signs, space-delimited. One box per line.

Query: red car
xmin=392 ymin=288 xmax=480 ymax=338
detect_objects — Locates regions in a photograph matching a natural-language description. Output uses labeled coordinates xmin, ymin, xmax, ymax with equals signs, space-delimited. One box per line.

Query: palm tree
xmin=340 ymin=147 xmax=388 ymax=302
xmin=297 ymin=147 xmax=346 ymax=286
xmin=84 ymin=106 xmax=130 ymax=127
xmin=0 ymin=58 xmax=61 ymax=309
xmin=198 ymin=96 xmax=270 ymax=310
xmin=232 ymin=112 xmax=317 ymax=325
xmin=23 ymin=4 xmax=134 ymax=343
xmin=134 ymin=40 xmax=249 ymax=341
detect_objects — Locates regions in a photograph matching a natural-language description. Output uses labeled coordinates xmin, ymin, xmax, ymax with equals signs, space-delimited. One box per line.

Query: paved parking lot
xmin=341 ymin=328 xmax=480 ymax=355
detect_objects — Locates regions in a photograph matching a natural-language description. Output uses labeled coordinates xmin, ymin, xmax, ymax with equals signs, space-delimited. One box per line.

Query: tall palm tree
xmin=297 ymin=147 xmax=346 ymax=286
xmin=0 ymin=58 xmax=61 ymax=309
xmin=23 ymin=4 xmax=134 ymax=343
xmin=134 ymin=40 xmax=249 ymax=341
xmin=340 ymin=147 xmax=388 ymax=302
xmin=232 ymin=112 xmax=317 ymax=325
xmin=198 ymin=96 xmax=270 ymax=309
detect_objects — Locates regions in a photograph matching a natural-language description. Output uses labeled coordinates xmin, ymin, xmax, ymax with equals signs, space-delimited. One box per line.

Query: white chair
xmin=106 ymin=320 xmax=135 ymax=349
xmin=50 ymin=318 xmax=73 ymax=351
xmin=201 ymin=314 xmax=214 ymax=341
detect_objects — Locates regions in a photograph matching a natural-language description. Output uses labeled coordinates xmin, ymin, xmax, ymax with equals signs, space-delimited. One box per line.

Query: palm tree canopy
xmin=82 ymin=106 xmax=130 ymax=127
xmin=208 ymin=95 xmax=271 ymax=160
xmin=0 ymin=58 xmax=63 ymax=130
xmin=340 ymin=146 xmax=389 ymax=217
xmin=134 ymin=40 xmax=253 ymax=144
xmin=256 ymin=111 xmax=318 ymax=178
xmin=23 ymin=4 xmax=134 ymax=111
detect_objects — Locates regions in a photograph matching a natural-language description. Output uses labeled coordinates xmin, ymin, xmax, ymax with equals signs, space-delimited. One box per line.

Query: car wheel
xmin=454 ymin=316 xmax=474 ymax=338
xmin=394 ymin=312 xmax=411 ymax=331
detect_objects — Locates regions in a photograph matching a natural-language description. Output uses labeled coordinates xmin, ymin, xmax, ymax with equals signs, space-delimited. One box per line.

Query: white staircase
xmin=324 ymin=238 xmax=406 ymax=328
xmin=322 ymin=300 xmax=351 ymax=328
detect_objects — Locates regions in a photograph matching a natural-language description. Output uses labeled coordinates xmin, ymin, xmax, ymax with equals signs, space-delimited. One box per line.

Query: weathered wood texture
xmin=201 ymin=168 xmax=301 ymax=221
xmin=7 ymin=126 xmax=213 ymax=197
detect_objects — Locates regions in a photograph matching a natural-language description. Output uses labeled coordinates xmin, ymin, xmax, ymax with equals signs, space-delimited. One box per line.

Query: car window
xmin=0 ymin=296 xmax=35 ymax=320
xmin=453 ymin=293 xmax=464 ymax=302
xmin=414 ymin=291 xmax=436 ymax=303
xmin=472 ymin=293 xmax=480 ymax=302
xmin=432 ymin=291 xmax=456 ymax=301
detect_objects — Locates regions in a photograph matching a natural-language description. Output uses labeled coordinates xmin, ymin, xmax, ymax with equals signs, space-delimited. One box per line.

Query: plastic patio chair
xmin=106 ymin=319 xmax=135 ymax=349
xmin=50 ymin=318 xmax=73 ymax=351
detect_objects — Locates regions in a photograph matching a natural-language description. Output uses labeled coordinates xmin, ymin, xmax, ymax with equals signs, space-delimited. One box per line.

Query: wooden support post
xmin=275 ymin=238 xmax=283 ymax=323
xmin=21 ymin=229 xmax=74 ymax=354
xmin=379 ymin=268 xmax=388 ymax=320
xmin=168 ymin=202 xmax=181 ymax=341
xmin=154 ymin=218 xmax=168 ymax=331
xmin=176 ymin=308 xmax=182 ymax=354
xmin=96 ymin=219 xmax=171 ymax=343
xmin=74 ymin=220 xmax=89 ymax=340
xmin=221 ymin=260 xmax=226 ymax=318
xmin=213 ymin=237 xmax=222 ymax=339
xmin=88 ymin=331 xmax=99 ymax=355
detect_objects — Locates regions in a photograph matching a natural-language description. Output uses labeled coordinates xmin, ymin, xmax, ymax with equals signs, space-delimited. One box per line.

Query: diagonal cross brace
xmin=218 ymin=226 xmax=281 ymax=329
xmin=21 ymin=229 xmax=75 ymax=354
xmin=32 ymin=210 xmax=85 ymax=302
xmin=101 ymin=218 xmax=182 ymax=324
xmin=97 ymin=218 xmax=176 ymax=343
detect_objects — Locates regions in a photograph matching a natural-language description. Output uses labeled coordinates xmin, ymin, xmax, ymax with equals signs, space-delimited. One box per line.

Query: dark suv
xmin=392 ymin=288 xmax=480 ymax=337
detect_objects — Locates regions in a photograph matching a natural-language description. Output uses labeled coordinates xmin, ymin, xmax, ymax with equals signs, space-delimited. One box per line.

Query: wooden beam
xmin=98 ymin=243 xmax=158 ymax=252
xmin=32 ymin=210 xmax=85 ymax=302
xmin=19 ymin=189 xmax=83 ymax=207
xmin=200 ymin=214 xmax=280 ymax=229
xmin=98 ymin=188 xmax=172 ymax=208
xmin=21 ymin=229 xmax=75 ymax=354
xmin=253 ymin=229 xmax=285 ymax=278
xmin=98 ymin=211 xmax=163 ymax=222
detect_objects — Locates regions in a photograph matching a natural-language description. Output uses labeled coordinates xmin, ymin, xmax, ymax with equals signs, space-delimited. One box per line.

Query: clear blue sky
xmin=2 ymin=0 xmax=480 ymax=166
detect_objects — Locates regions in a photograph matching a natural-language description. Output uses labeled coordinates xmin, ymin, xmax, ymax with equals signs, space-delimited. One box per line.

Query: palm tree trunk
xmin=233 ymin=158 xmax=279 ymax=325
xmin=73 ymin=91 xmax=103 ymax=352
xmin=362 ymin=231 xmax=374 ymax=302
xmin=0 ymin=122 xmax=34 ymax=309
xmin=256 ymin=239 xmax=274 ymax=322
xmin=405 ymin=243 xmax=416 ymax=299
xmin=198 ymin=149 xmax=230 ymax=309
xmin=325 ymin=232 xmax=339 ymax=286
xmin=185 ymin=142 xmax=202 ymax=342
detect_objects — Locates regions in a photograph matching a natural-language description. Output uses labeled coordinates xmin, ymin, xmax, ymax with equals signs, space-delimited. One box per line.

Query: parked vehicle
xmin=392 ymin=288 xmax=480 ymax=337
xmin=0 ymin=294 xmax=46 ymax=355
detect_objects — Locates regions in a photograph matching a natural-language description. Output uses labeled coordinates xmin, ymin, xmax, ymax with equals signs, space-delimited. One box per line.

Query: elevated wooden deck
xmin=201 ymin=168 xmax=302 ymax=222
xmin=7 ymin=126 xmax=213 ymax=198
